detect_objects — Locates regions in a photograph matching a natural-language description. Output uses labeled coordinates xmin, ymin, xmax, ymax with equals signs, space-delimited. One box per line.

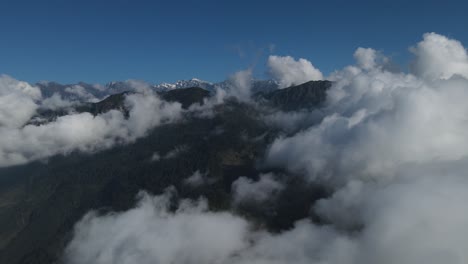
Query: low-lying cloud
xmin=232 ymin=173 xmax=284 ymax=205
xmin=0 ymin=82 xmax=183 ymax=167
xmin=64 ymin=190 xmax=356 ymax=264
xmin=65 ymin=191 xmax=250 ymax=264
xmin=0 ymin=75 xmax=42 ymax=128
xmin=67 ymin=174 xmax=468 ymax=264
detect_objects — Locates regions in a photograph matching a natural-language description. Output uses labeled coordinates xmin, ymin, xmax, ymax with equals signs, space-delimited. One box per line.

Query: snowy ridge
xmin=154 ymin=78 xmax=215 ymax=91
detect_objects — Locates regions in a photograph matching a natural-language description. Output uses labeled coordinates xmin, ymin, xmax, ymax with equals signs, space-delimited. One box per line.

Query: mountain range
xmin=0 ymin=80 xmax=331 ymax=264
xmin=36 ymin=78 xmax=280 ymax=103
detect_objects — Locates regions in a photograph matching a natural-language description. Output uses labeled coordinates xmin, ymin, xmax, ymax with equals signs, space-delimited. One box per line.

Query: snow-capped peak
xmin=153 ymin=78 xmax=214 ymax=91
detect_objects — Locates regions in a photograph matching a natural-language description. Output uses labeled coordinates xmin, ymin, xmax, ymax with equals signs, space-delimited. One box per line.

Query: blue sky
xmin=0 ymin=0 xmax=467 ymax=84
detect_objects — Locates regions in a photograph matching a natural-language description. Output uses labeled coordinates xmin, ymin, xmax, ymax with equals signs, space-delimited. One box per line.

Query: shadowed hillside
xmin=0 ymin=81 xmax=331 ymax=264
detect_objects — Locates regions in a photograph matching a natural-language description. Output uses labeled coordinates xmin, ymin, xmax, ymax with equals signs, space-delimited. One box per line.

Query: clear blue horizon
xmin=1 ymin=0 xmax=467 ymax=84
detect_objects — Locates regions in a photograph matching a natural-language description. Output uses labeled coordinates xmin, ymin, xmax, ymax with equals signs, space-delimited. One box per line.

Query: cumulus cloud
xmin=64 ymin=191 xmax=250 ymax=264
xmin=354 ymin=47 xmax=379 ymax=70
xmin=65 ymin=190 xmax=354 ymax=264
xmin=411 ymin=32 xmax=468 ymax=80
xmin=0 ymin=75 xmax=42 ymax=128
xmin=315 ymin=174 xmax=468 ymax=264
xmin=266 ymin=63 xmax=468 ymax=184
xmin=256 ymin=32 xmax=468 ymax=263
xmin=65 ymin=174 xmax=468 ymax=264
xmin=267 ymin=55 xmax=323 ymax=88
xmin=353 ymin=47 xmax=394 ymax=71
xmin=1 ymin=111 xmax=121 ymax=166
xmin=0 ymin=83 xmax=183 ymax=167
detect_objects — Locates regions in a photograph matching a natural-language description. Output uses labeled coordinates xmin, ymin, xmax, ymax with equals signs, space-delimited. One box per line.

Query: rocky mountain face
xmin=0 ymin=80 xmax=331 ymax=264
xmin=159 ymin=87 xmax=211 ymax=108
xmin=255 ymin=80 xmax=332 ymax=111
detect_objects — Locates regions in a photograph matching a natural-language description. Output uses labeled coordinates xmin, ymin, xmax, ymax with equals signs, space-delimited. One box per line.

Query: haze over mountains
xmin=2 ymin=32 xmax=468 ymax=264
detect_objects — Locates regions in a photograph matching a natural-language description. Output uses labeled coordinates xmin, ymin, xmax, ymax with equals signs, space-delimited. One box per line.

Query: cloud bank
xmin=0 ymin=80 xmax=183 ymax=167
xmin=67 ymin=175 xmax=468 ymax=264
xmin=65 ymin=191 xmax=250 ymax=264
xmin=266 ymin=34 xmax=468 ymax=184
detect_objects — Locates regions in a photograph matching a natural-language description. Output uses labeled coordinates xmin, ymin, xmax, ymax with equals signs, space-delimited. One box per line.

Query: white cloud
xmin=41 ymin=93 xmax=77 ymax=110
xmin=0 ymin=75 xmax=42 ymax=128
xmin=65 ymin=191 xmax=250 ymax=264
xmin=125 ymin=93 xmax=183 ymax=137
xmin=315 ymin=174 xmax=468 ymax=264
xmin=267 ymin=55 xmax=323 ymax=88
xmin=411 ymin=32 xmax=468 ymax=80
xmin=232 ymin=173 xmax=284 ymax=205
xmin=354 ymin=48 xmax=377 ymax=70
xmin=65 ymin=174 xmax=468 ymax=264
xmin=354 ymin=47 xmax=385 ymax=71
xmin=0 ymin=86 xmax=183 ymax=167
xmin=255 ymin=32 xmax=468 ymax=263
xmin=64 ymin=85 xmax=99 ymax=102
xmin=266 ymin=62 xmax=468 ymax=184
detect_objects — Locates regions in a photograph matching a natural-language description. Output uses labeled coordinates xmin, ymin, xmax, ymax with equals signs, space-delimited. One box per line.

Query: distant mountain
xmin=31 ymin=80 xmax=329 ymax=125
xmin=105 ymin=78 xmax=215 ymax=93
xmin=153 ymin=78 xmax=215 ymax=91
xmin=251 ymin=79 xmax=280 ymax=93
xmin=36 ymin=81 xmax=108 ymax=101
xmin=159 ymin=87 xmax=211 ymax=108
xmin=152 ymin=78 xmax=280 ymax=93
xmin=35 ymin=78 xmax=280 ymax=102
